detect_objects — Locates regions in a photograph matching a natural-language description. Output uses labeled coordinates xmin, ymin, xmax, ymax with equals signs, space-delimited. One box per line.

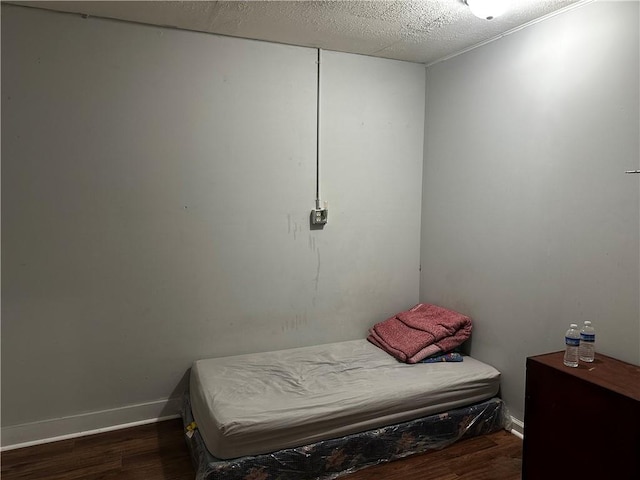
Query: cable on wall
xmin=316 ymin=48 xmax=322 ymax=209
xmin=311 ymin=48 xmax=328 ymax=227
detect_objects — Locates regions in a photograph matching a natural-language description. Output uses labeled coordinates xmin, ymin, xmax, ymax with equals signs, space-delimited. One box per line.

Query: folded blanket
xmin=367 ymin=303 xmax=472 ymax=364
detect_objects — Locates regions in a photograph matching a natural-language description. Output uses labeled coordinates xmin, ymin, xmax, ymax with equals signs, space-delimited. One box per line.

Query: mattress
xmin=190 ymin=339 xmax=501 ymax=460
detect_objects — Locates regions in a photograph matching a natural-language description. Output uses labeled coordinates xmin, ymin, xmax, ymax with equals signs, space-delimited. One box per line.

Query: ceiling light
xmin=465 ymin=0 xmax=506 ymax=20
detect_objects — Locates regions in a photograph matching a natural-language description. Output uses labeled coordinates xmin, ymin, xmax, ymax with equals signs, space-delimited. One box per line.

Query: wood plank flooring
xmin=1 ymin=420 xmax=522 ymax=480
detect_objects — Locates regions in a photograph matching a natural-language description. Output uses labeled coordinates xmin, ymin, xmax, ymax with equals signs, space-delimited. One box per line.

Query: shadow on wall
xmin=160 ymin=368 xmax=190 ymax=419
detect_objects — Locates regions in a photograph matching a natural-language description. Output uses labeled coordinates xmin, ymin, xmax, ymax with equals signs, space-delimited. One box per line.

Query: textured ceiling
xmin=7 ymin=0 xmax=590 ymax=64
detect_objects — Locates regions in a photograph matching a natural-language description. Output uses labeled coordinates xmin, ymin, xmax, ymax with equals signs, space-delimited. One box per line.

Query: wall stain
xmin=281 ymin=313 xmax=308 ymax=332
xmin=314 ymin=248 xmax=320 ymax=292
xmin=287 ymin=215 xmax=305 ymax=241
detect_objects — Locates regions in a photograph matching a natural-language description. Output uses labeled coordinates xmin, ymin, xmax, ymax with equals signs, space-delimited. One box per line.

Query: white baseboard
xmin=2 ymin=401 xmax=525 ymax=451
xmin=509 ymin=415 xmax=524 ymax=439
xmin=0 ymin=397 xmax=182 ymax=451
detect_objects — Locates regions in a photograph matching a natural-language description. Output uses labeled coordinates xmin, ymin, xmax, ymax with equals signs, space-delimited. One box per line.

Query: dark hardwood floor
xmin=1 ymin=420 xmax=522 ymax=480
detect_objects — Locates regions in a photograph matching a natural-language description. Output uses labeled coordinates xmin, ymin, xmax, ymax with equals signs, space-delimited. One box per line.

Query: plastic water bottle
xmin=579 ymin=321 xmax=595 ymax=363
xmin=563 ymin=323 xmax=580 ymax=367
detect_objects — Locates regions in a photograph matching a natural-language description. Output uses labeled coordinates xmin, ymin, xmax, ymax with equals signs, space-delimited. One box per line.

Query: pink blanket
xmin=367 ymin=303 xmax=472 ymax=364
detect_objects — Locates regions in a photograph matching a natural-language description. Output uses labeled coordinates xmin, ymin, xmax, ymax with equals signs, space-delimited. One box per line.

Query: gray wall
xmin=421 ymin=0 xmax=640 ymax=423
xmin=1 ymin=4 xmax=424 ymax=439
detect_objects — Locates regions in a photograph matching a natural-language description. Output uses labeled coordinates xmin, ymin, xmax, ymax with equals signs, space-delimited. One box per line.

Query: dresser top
xmin=527 ymin=351 xmax=640 ymax=401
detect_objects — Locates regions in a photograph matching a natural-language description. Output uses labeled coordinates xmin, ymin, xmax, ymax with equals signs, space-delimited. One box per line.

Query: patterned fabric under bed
xmin=181 ymin=390 xmax=508 ymax=480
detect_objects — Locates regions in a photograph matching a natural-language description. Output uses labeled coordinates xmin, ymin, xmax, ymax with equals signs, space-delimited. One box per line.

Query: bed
xmin=181 ymin=338 xmax=508 ymax=480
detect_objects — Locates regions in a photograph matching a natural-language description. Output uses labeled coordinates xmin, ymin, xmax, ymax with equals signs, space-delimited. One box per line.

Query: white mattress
xmin=189 ymin=339 xmax=501 ymax=459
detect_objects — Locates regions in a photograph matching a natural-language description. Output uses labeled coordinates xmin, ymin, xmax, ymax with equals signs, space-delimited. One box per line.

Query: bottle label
xmin=580 ymin=333 xmax=595 ymax=342
xmin=565 ymin=337 xmax=580 ymax=346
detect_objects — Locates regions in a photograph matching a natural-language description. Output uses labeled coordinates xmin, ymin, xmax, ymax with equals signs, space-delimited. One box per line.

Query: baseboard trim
xmin=1 ymin=397 xmax=182 ymax=451
xmin=509 ymin=415 xmax=524 ymax=439
xmin=2 ymin=401 xmax=525 ymax=450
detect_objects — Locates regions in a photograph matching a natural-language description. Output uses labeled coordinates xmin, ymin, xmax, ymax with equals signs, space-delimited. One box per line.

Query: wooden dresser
xmin=522 ymin=351 xmax=640 ymax=480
